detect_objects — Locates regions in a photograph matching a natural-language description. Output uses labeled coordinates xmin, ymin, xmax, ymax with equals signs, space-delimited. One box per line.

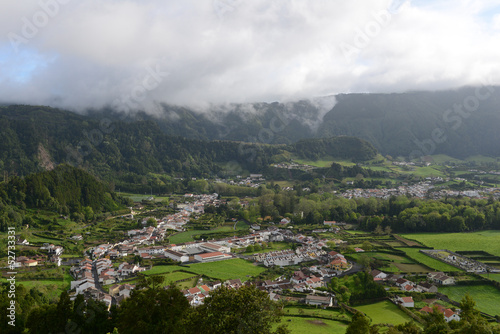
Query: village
xmin=7 ymin=191 xmax=500 ymax=327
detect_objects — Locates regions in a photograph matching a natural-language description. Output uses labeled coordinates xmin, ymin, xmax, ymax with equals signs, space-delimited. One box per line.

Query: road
xmin=92 ymin=261 xmax=117 ymax=306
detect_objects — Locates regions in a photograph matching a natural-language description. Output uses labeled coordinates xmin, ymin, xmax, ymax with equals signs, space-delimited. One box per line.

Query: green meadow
xmin=401 ymin=231 xmax=500 ymax=256
xmin=439 ymin=285 xmax=500 ymax=316
xmin=354 ymin=300 xmax=413 ymax=325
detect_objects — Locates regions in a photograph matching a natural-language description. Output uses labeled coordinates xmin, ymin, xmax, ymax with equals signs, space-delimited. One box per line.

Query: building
xmin=397 ymin=296 xmax=414 ymax=308
xmin=305 ymin=295 xmax=333 ymax=307
xmin=194 ymin=252 xmax=232 ymax=262
xmin=163 ymin=249 xmax=189 ymax=263
xmin=420 ymin=305 xmax=460 ymax=322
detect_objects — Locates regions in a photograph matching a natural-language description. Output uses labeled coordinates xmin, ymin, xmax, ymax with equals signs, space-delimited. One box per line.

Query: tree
xmin=146 ymin=217 xmax=157 ymax=227
xmin=358 ymin=254 xmax=372 ymax=269
xmin=384 ymin=226 xmax=392 ymax=235
xmin=184 ymin=285 xmax=289 ymax=334
xmin=373 ymin=224 xmax=384 ymax=235
xmin=117 ymin=276 xmax=189 ymax=334
xmin=346 ymin=311 xmax=370 ymax=334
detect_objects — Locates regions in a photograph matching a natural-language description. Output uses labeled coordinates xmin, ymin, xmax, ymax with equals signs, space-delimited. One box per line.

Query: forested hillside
xmin=100 ymin=86 xmax=500 ymax=158
xmin=0 ymin=165 xmax=125 ymax=231
xmin=0 ymin=105 xmax=375 ymax=181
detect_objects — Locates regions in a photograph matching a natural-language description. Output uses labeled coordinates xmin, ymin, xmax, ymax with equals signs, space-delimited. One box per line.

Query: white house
xmin=305 ymin=295 xmax=333 ymax=307
xmin=398 ymin=296 xmax=414 ymax=308
xmin=164 ymin=249 xmax=189 ymax=263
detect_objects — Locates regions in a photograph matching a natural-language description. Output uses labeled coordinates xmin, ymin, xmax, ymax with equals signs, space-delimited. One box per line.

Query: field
xmin=482 ymin=274 xmax=500 ymax=283
xmin=241 ymin=242 xmax=293 ymax=255
xmin=121 ymin=193 xmax=169 ymax=202
xmin=354 ymin=300 xmax=413 ymax=325
xmin=349 ymin=251 xmax=431 ymax=273
xmin=400 ymin=248 xmax=460 ymax=272
xmin=280 ymin=317 xmax=348 ymax=334
xmin=401 ymin=231 xmax=500 ymax=256
xmin=143 ymin=265 xmax=187 ymax=275
xmin=169 ymin=222 xmax=248 ymax=244
xmin=293 ymin=157 xmax=354 ymax=168
xmin=439 ymin=285 xmax=500 ymax=316
xmin=12 ymin=279 xmax=70 ymax=301
xmin=185 ymin=258 xmax=266 ymax=282
xmin=284 ymin=306 xmax=350 ymax=320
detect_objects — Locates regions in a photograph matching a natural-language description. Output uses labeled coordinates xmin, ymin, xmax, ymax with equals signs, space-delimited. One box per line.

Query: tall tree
xmin=184 ymin=285 xmax=289 ymax=334
xmin=346 ymin=311 xmax=370 ymax=334
xmin=117 ymin=275 xmax=189 ymax=334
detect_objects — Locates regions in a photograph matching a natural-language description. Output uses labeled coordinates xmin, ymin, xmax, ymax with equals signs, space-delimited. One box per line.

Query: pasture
xmin=143 ymin=265 xmax=188 ymax=275
xmin=401 ymin=231 xmax=500 ymax=256
xmin=354 ymin=300 xmax=413 ymax=325
xmin=280 ymin=317 xmax=348 ymax=334
xmin=439 ymin=285 xmax=500 ymax=316
xmin=185 ymin=258 xmax=266 ymax=282
xmin=482 ymin=274 xmax=500 ymax=283
xmin=14 ymin=279 xmax=70 ymax=301
xmin=400 ymin=248 xmax=461 ymax=272
xmin=170 ymin=222 xmax=248 ymax=244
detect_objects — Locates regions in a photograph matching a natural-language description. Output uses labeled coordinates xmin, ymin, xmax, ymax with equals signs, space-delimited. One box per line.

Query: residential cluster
xmin=369 ymin=269 xmax=460 ymax=322
xmin=215 ymin=174 xmax=264 ymax=188
xmin=11 ymin=241 xmax=64 ymax=268
xmin=341 ymin=181 xmax=500 ymax=199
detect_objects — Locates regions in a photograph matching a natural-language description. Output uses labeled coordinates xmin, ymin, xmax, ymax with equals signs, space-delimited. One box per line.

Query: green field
xmin=400 ymin=248 xmax=460 ymax=272
xmin=170 ymin=222 xmax=248 ymax=244
xmin=401 ymin=231 xmax=500 ymax=257
xmin=284 ymin=306 xmax=351 ymax=321
xmin=186 ymin=258 xmax=266 ymax=282
xmin=383 ymin=262 xmax=432 ymax=273
xmin=354 ymin=300 xmax=413 ymax=325
xmin=121 ymin=193 xmax=169 ymax=202
xmin=293 ymin=157 xmax=352 ymax=168
xmin=439 ymin=285 xmax=500 ymax=316
xmin=241 ymin=242 xmax=292 ymax=255
xmin=143 ymin=265 xmax=190 ymax=275
xmin=280 ymin=316 xmax=347 ymax=334
xmin=482 ymin=274 xmax=500 ymax=283
xmin=12 ymin=279 xmax=70 ymax=301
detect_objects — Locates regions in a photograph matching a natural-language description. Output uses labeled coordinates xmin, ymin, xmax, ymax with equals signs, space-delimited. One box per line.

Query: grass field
xmin=293 ymin=157 xmax=355 ymax=168
xmin=280 ymin=317 xmax=348 ymax=334
xmin=186 ymin=258 xmax=266 ymax=281
xmin=400 ymin=248 xmax=460 ymax=272
xmin=143 ymin=265 xmax=189 ymax=275
xmin=121 ymin=193 xmax=169 ymax=202
xmin=482 ymin=274 xmax=500 ymax=283
xmin=284 ymin=306 xmax=350 ymax=320
xmin=241 ymin=242 xmax=292 ymax=255
xmin=401 ymin=231 xmax=500 ymax=257
xmin=439 ymin=285 xmax=500 ymax=316
xmin=12 ymin=279 xmax=70 ymax=301
xmin=389 ymin=263 xmax=432 ymax=273
xmin=170 ymin=222 xmax=248 ymax=244
xmin=354 ymin=300 xmax=413 ymax=325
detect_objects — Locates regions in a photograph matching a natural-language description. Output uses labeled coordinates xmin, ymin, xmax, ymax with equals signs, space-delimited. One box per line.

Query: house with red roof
xmin=397 ymin=296 xmax=414 ymax=308
xmin=420 ymin=304 xmax=460 ymax=322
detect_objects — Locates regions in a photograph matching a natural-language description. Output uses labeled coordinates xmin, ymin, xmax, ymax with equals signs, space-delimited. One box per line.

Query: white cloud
xmin=0 ymin=0 xmax=499 ymax=112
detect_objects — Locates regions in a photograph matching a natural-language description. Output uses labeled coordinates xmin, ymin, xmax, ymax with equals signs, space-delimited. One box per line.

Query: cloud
xmin=0 ymin=0 xmax=500 ymax=113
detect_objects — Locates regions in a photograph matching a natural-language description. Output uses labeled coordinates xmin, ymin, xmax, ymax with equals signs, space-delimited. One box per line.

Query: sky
xmin=1 ymin=0 xmax=500 ymax=113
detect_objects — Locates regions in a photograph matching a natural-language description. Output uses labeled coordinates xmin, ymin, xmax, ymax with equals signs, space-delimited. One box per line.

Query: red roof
xmin=188 ymin=287 xmax=201 ymax=294
xmin=197 ymin=251 xmax=224 ymax=258
xmin=401 ymin=297 xmax=413 ymax=303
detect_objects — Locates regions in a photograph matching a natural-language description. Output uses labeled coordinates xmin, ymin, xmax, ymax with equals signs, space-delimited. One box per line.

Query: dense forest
xmin=85 ymin=86 xmax=500 ymax=158
xmin=214 ymin=188 xmax=500 ymax=233
xmin=0 ymin=276 xmax=288 ymax=334
xmin=0 ymin=165 xmax=125 ymax=232
xmin=0 ymin=105 xmax=375 ymax=183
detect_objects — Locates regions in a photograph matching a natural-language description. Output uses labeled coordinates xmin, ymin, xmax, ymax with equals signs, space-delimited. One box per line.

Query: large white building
xmin=164 ymin=249 xmax=190 ymax=263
